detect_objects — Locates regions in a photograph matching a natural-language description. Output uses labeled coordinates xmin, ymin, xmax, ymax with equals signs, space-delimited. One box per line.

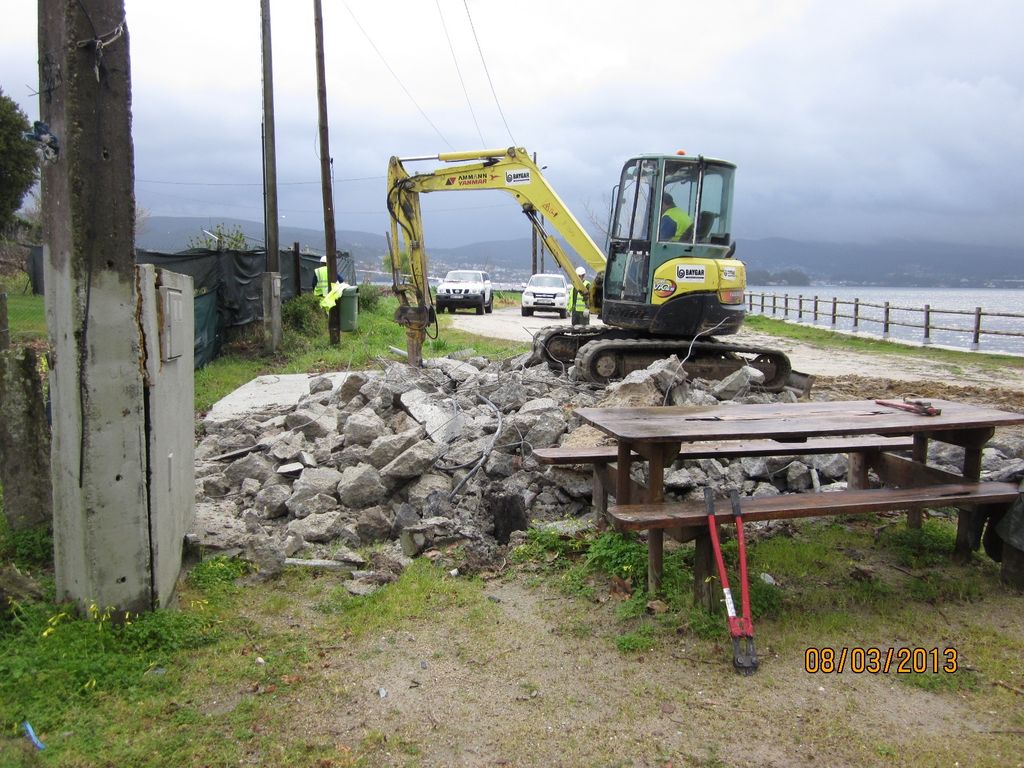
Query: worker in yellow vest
xmin=659 ymin=192 xmax=693 ymax=241
xmin=571 ymin=265 xmax=591 ymax=326
xmin=313 ymin=255 xmax=329 ymax=298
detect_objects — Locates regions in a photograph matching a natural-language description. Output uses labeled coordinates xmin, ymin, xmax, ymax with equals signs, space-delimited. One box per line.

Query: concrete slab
xmin=205 ymin=372 xmax=353 ymax=422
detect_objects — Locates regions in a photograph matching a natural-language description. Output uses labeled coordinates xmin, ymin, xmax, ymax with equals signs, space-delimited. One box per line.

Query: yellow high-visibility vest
xmin=663 ymin=207 xmax=693 ymax=241
xmin=314 ymin=266 xmax=329 ymax=297
xmin=573 ymin=279 xmax=591 ymax=311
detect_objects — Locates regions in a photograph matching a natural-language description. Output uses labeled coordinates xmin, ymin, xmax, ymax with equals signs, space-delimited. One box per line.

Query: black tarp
xmin=27 ymin=247 xmax=351 ymax=367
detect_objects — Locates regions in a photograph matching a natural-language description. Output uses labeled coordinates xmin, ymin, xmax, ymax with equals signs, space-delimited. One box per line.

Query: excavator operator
xmin=659 ymin=193 xmax=693 ymax=242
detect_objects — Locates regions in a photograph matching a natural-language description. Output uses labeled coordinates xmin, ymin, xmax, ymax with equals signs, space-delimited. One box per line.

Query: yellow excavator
xmin=387 ymin=147 xmax=800 ymax=391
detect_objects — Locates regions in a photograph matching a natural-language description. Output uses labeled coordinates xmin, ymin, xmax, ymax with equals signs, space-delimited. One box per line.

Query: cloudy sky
xmin=3 ymin=0 xmax=1023 ymax=249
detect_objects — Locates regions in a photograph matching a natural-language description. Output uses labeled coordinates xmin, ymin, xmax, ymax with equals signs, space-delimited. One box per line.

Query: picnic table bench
xmin=572 ymin=400 xmax=1024 ymax=609
xmin=533 ymin=434 xmax=916 ymax=520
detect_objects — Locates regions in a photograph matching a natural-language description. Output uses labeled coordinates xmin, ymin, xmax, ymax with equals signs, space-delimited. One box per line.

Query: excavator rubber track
xmin=531 ymin=326 xmax=802 ymax=393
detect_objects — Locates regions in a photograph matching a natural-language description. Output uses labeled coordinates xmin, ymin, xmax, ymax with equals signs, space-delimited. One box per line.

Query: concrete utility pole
xmin=313 ymin=0 xmax=340 ymax=345
xmin=260 ymin=0 xmax=282 ymax=353
xmin=38 ymin=0 xmax=152 ymax=613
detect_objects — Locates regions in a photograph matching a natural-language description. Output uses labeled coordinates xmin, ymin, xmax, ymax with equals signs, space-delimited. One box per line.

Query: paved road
xmin=447 ymin=306 xmax=600 ymax=343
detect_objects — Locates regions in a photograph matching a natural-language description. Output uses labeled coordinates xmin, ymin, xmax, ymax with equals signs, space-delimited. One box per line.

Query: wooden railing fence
xmin=746 ymin=292 xmax=1024 ymax=351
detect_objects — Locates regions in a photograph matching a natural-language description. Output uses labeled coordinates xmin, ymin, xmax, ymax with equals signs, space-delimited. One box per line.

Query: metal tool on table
xmin=874 ymin=398 xmax=941 ymax=416
xmin=704 ymin=487 xmax=759 ymax=675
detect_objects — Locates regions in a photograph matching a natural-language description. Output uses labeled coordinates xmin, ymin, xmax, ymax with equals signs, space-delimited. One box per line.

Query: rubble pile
xmin=191 ymin=354 xmax=1024 ymax=592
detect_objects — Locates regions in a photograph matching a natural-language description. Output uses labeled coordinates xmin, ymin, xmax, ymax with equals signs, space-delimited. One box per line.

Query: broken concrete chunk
xmin=285 ymin=407 xmax=337 ymax=440
xmin=400 ymin=389 xmax=467 ymax=445
xmin=355 ymin=505 xmax=395 ymax=544
xmin=332 ymin=546 xmax=367 ymax=566
xmin=255 ymin=484 xmax=291 ymax=519
xmin=285 ymin=492 xmax=340 ymax=519
xmin=291 ymin=466 xmax=344 ymax=497
xmin=343 ymin=409 xmax=389 ymax=447
xmin=224 ymin=452 xmax=276 ymax=486
xmin=399 ymin=515 xmax=460 ymax=557
xmin=364 ymin=428 xmax=424 ymax=469
xmin=308 ymin=376 xmax=334 ymax=395
xmin=380 ymin=441 xmax=445 ymax=481
xmin=404 ymin=474 xmax=453 ymax=507
xmin=286 ymin=510 xmax=347 ymax=543
xmin=712 ymin=366 xmax=766 ymax=400
xmin=329 ymin=372 xmax=370 ymax=407
xmin=337 ymin=463 xmax=387 ymax=508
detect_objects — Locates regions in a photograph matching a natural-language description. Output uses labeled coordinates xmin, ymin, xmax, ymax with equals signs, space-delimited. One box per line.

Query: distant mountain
xmin=138 ymin=217 xmax=1024 ymax=288
xmin=737 ymin=238 xmax=1024 ymax=288
xmin=138 ymin=216 xmax=543 ymax=282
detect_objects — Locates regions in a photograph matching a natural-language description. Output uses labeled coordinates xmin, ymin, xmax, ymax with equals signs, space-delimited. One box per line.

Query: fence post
xmin=797 ymin=295 xmax=804 ymax=322
xmin=882 ymin=301 xmax=891 ymax=338
xmin=971 ymin=307 xmax=982 ymax=350
xmin=813 ymin=296 xmax=819 ymax=323
xmin=923 ymin=304 xmax=931 ymax=345
xmin=293 ymin=242 xmax=302 ymax=295
xmin=760 ymin=293 xmax=765 ymax=313
xmin=0 ymin=293 xmax=8 ymax=352
xmin=784 ymin=294 xmax=789 ymax=318
xmin=853 ymin=298 xmax=860 ymax=331
xmin=831 ymin=297 xmax=837 ymax=328
xmin=771 ymin=294 xmax=777 ymax=315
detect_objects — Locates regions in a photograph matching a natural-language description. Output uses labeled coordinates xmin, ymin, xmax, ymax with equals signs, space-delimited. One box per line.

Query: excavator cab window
xmin=660 ymin=159 xmax=735 ymax=246
xmin=607 ymin=158 xmax=657 ymax=302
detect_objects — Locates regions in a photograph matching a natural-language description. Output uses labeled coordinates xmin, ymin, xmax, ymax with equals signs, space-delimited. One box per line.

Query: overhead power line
xmin=136 ymin=176 xmax=383 ymax=187
xmin=435 ymin=0 xmax=486 ymax=146
xmin=462 ymin=0 xmax=516 ymax=147
xmin=342 ymin=0 xmax=453 ymax=150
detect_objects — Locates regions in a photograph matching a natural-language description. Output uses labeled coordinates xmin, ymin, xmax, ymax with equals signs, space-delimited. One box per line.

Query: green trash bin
xmin=339 ymin=285 xmax=359 ymax=331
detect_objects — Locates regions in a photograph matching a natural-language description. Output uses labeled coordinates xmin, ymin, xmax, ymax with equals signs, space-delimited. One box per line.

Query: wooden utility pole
xmin=260 ymin=0 xmax=279 ymax=270
xmin=533 ymin=153 xmax=545 ymax=273
xmin=38 ymin=0 xmax=152 ymax=613
xmin=313 ymin=0 xmax=340 ymax=344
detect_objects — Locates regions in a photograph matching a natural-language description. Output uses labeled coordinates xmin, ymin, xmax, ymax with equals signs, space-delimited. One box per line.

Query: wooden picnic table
xmin=576 ymin=399 xmax=1024 ymax=603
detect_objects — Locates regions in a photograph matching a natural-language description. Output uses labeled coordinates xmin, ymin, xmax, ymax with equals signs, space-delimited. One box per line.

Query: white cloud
xmin=2 ymin=0 xmax=1022 ymax=248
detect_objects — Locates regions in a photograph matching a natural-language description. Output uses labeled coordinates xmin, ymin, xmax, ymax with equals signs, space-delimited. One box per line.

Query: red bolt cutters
xmin=874 ymin=398 xmax=941 ymax=416
xmin=704 ymin=487 xmax=759 ymax=675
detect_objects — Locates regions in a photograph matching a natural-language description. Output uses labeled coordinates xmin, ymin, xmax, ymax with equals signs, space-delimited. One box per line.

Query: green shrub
xmin=358 ymin=282 xmax=382 ymax=313
xmin=281 ymin=293 xmax=326 ymax=336
xmin=585 ymin=532 xmax=648 ymax=583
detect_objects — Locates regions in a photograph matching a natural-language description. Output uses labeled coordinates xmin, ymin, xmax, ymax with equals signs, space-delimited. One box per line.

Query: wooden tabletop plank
xmin=576 ymin=399 xmax=1024 ymax=443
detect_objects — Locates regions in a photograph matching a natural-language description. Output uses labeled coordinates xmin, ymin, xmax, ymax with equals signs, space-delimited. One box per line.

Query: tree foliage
xmin=0 ymin=88 xmax=38 ymax=233
xmin=187 ymin=222 xmax=249 ymax=251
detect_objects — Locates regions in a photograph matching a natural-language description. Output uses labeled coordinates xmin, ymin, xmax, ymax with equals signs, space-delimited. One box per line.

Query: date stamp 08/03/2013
xmin=804 ymin=647 xmax=958 ymax=675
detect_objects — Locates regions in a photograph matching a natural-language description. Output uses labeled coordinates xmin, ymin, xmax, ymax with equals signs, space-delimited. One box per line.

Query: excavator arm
xmin=387 ymin=147 xmax=606 ymax=364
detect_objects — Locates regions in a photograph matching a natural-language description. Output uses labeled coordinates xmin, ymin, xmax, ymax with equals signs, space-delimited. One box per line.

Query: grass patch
xmin=744 ymin=314 xmax=1024 ymax=372
xmin=314 ymin=558 xmax=490 ymax=640
xmin=885 ymin=518 xmax=958 ymax=568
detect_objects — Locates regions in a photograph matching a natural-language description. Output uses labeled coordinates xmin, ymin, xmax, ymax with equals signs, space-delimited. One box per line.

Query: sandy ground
xmin=450 ymin=307 xmax=1024 ymax=397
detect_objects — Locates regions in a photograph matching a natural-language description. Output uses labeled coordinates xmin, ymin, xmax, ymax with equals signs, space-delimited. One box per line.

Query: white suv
xmin=521 ymin=273 xmax=569 ymax=318
xmin=435 ymin=270 xmax=493 ymax=315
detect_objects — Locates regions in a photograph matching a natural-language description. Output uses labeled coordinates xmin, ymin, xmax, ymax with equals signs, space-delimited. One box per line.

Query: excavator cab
xmin=602 ymin=154 xmax=745 ymax=337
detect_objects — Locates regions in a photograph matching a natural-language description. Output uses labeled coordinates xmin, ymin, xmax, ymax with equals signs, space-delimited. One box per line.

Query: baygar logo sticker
xmin=676 ymin=265 xmax=706 ymax=282
xmin=505 ymin=169 xmax=531 ymax=185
